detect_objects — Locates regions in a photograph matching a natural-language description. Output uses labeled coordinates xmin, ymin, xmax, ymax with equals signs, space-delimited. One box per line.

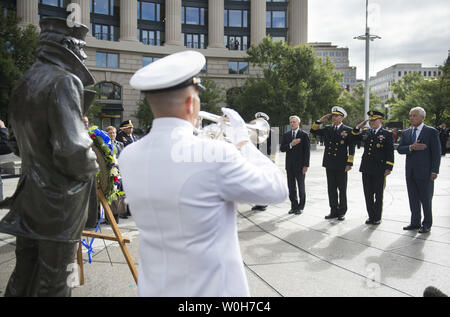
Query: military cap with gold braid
xmin=120 ymin=120 xmax=134 ymax=129
xmin=368 ymin=110 xmax=385 ymax=121
xmin=331 ymin=106 xmax=347 ymax=118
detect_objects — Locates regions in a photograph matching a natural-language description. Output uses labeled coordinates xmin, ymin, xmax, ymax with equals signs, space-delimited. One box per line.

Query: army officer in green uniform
xmin=352 ymin=110 xmax=394 ymax=225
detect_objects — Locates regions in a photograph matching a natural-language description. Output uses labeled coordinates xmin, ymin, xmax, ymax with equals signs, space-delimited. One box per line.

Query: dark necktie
xmin=292 ymin=131 xmax=295 ymax=139
xmin=412 ymin=128 xmax=418 ymax=143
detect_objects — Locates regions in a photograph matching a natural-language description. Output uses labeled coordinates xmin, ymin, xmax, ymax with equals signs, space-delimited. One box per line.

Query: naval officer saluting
xmin=352 ymin=110 xmax=394 ymax=225
xmin=311 ymin=106 xmax=355 ymax=221
xmin=118 ymin=51 xmax=288 ymax=297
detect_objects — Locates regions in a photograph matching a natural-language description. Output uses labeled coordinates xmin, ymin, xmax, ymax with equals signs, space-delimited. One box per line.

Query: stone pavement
xmin=0 ymin=147 xmax=449 ymax=297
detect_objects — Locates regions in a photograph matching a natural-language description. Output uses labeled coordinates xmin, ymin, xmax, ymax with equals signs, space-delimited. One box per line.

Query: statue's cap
xmin=39 ymin=17 xmax=89 ymax=41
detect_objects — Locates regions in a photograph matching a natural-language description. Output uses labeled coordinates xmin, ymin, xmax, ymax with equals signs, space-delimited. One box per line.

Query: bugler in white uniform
xmin=120 ymin=51 xmax=288 ymax=297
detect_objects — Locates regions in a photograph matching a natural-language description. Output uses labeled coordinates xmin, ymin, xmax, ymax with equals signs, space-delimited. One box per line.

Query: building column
xmin=16 ymin=0 xmax=39 ymax=28
xmin=208 ymin=0 xmax=225 ymax=48
xmin=165 ymin=0 xmax=182 ymax=46
xmin=288 ymin=0 xmax=308 ymax=45
xmin=120 ymin=0 xmax=138 ymax=42
xmin=250 ymin=0 xmax=266 ymax=45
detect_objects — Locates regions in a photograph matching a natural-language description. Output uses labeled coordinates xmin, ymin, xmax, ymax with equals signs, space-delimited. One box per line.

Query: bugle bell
xmin=194 ymin=111 xmax=270 ymax=144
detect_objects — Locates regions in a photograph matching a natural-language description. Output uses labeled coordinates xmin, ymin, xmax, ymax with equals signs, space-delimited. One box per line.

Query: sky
xmin=308 ymin=0 xmax=450 ymax=79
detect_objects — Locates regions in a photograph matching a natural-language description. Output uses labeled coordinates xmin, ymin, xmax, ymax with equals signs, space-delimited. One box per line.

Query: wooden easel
xmin=77 ymin=187 xmax=138 ymax=285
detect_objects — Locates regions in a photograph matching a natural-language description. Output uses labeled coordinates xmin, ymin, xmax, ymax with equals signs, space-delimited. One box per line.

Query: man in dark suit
xmin=311 ymin=106 xmax=355 ymax=221
xmin=397 ymin=107 xmax=441 ymax=233
xmin=353 ymin=111 xmax=394 ymax=225
xmin=117 ymin=120 xmax=139 ymax=147
xmin=280 ymin=115 xmax=310 ymax=215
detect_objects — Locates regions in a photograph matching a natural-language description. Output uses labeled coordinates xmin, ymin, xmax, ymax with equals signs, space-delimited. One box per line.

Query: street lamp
xmin=354 ymin=0 xmax=381 ymax=120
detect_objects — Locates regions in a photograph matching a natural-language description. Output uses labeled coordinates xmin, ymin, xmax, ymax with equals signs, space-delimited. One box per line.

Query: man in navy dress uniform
xmin=311 ymin=107 xmax=355 ymax=221
xmin=397 ymin=107 xmax=441 ymax=233
xmin=352 ymin=111 xmax=394 ymax=225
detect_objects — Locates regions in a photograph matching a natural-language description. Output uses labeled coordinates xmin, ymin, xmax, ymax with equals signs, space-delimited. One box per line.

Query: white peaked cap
xmin=130 ymin=50 xmax=206 ymax=92
xmin=331 ymin=106 xmax=348 ymax=118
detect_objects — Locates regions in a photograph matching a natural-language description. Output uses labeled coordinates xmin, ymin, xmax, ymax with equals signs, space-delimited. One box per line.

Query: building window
xmin=142 ymin=56 xmax=160 ymax=67
xmin=182 ymin=6 xmax=206 ymax=25
xmin=224 ymin=35 xmax=248 ymax=50
xmin=266 ymin=10 xmax=286 ymax=28
xmin=138 ymin=1 xmax=161 ymax=21
xmin=96 ymin=52 xmax=119 ymax=69
xmin=224 ymin=9 xmax=247 ymax=27
xmin=229 ymin=61 xmax=249 ymax=75
xmin=39 ymin=0 xmax=70 ymax=7
xmin=96 ymin=82 xmax=122 ymax=100
xmin=140 ymin=29 xmax=161 ymax=46
xmin=91 ymin=0 xmax=119 ymax=16
xmin=92 ymin=23 xmax=118 ymax=41
xmin=183 ymin=33 xmax=207 ymax=49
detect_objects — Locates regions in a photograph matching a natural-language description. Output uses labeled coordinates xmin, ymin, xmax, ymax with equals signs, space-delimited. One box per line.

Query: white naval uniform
xmin=119 ymin=118 xmax=288 ymax=297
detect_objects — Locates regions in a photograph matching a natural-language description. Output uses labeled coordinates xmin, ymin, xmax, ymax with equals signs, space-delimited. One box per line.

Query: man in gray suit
xmin=397 ymin=107 xmax=441 ymax=233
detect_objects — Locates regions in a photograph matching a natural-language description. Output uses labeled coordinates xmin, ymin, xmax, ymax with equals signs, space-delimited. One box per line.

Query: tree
xmin=135 ymin=97 xmax=154 ymax=130
xmin=199 ymin=76 xmax=225 ymax=115
xmin=389 ymin=59 xmax=450 ymax=127
xmin=0 ymin=8 xmax=39 ymax=119
xmin=337 ymin=84 xmax=383 ymax=127
xmin=229 ymin=36 xmax=343 ymax=128
xmin=84 ymin=86 xmax=103 ymax=127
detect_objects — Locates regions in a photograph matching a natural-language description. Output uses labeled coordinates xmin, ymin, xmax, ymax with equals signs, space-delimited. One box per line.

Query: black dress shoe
xmin=295 ymin=209 xmax=303 ymax=215
xmin=403 ymin=224 xmax=421 ymax=230
xmin=288 ymin=209 xmax=296 ymax=214
xmin=325 ymin=214 xmax=338 ymax=219
xmin=372 ymin=220 xmax=381 ymax=225
xmin=418 ymin=226 xmax=431 ymax=234
xmin=365 ymin=219 xmax=374 ymax=225
xmin=337 ymin=215 xmax=345 ymax=221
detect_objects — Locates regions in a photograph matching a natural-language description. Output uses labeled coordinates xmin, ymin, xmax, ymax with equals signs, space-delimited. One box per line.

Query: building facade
xmin=3 ymin=0 xmax=308 ymax=129
xmin=309 ymin=42 xmax=358 ymax=92
xmin=369 ymin=63 xmax=442 ymax=103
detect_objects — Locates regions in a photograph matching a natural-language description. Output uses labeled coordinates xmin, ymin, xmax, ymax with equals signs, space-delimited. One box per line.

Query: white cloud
xmin=308 ymin=0 xmax=450 ymax=78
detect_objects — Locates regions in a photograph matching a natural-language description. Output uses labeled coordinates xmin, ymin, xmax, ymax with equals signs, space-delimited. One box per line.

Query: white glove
xmin=221 ymin=107 xmax=249 ymax=146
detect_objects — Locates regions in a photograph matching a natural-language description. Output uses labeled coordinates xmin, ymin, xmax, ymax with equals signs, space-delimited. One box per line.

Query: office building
xmin=2 ymin=0 xmax=308 ymax=128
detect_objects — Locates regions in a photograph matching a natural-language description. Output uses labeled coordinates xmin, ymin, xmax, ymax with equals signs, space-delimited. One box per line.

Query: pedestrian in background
xmin=437 ymin=123 xmax=448 ymax=156
xmin=105 ymin=126 xmax=124 ymax=157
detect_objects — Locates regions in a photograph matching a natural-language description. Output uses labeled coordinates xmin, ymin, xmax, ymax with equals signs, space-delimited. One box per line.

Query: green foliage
xmin=337 ymin=84 xmax=383 ymax=127
xmin=0 ymin=8 xmax=39 ymax=119
xmin=135 ymin=97 xmax=154 ymax=129
xmin=85 ymin=86 xmax=103 ymax=127
xmin=199 ymin=76 xmax=225 ymax=115
xmin=229 ymin=36 xmax=344 ymax=127
xmin=388 ymin=59 xmax=450 ymax=127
